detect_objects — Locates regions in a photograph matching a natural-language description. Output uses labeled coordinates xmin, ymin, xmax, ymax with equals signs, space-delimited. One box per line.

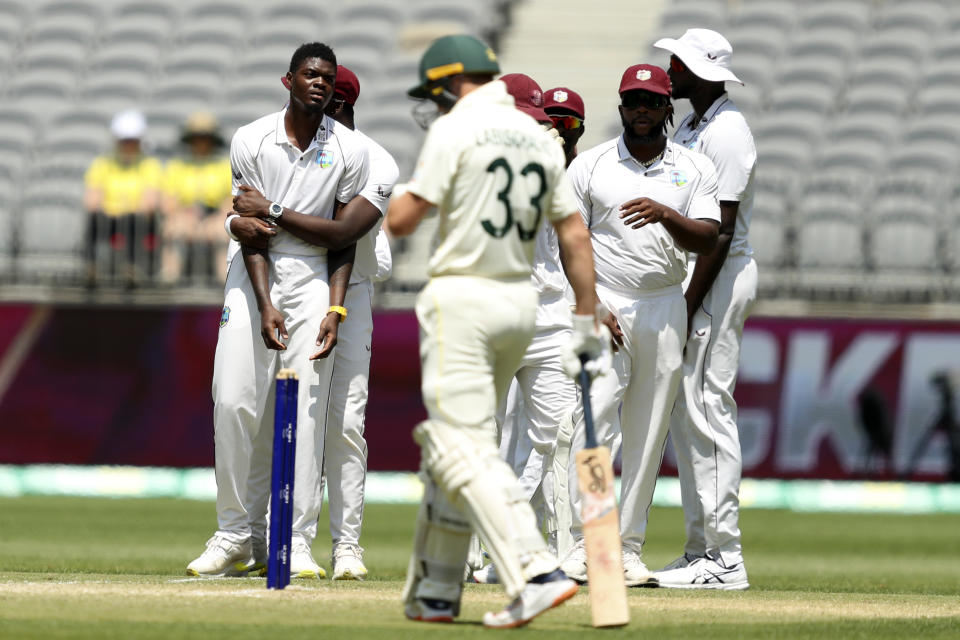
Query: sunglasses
xmin=549 ymin=114 xmax=583 ymax=130
xmin=621 ymin=91 xmax=669 ymax=110
xmin=669 ymin=55 xmax=686 ymax=72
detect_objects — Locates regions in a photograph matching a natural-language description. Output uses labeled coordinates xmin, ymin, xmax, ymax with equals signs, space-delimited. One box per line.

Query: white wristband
xmin=224 ymin=214 xmax=240 ymax=241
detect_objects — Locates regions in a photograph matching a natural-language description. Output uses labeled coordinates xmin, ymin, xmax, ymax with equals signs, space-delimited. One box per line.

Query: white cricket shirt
xmin=226 ymin=110 xmax=369 ymax=264
xmin=568 ymin=136 xmax=720 ymax=291
xmin=407 ymin=80 xmax=578 ymax=280
xmin=671 ymin=93 xmax=756 ymax=257
xmin=351 ymin=129 xmax=399 ymax=284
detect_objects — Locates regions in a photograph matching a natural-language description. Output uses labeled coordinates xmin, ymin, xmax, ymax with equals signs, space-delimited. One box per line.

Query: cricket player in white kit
xmin=386 ymin=35 xmax=606 ymax=628
xmin=313 ymin=65 xmax=399 ymax=580
xmin=653 ymin=29 xmax=757 ymax=590
xmin=559 ymin=64 xmax=721 ymax=587
xmin=187 ymin=44 xmax=369 ymax=577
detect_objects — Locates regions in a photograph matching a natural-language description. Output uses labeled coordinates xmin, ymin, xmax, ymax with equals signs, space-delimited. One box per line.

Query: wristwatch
xmin=267 ymin=201 xmax=283 ymax=221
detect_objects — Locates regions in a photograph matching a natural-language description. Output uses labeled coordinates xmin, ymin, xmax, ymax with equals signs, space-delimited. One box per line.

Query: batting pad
xmin=414 ymin=420 xmax=558 ymax=599
xmin=402 ymin=475 xmax=471 ymax=612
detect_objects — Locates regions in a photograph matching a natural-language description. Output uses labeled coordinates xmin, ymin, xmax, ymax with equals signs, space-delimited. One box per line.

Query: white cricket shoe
xmin=482 ymin=570 xmax=578 ymax=629
xmin=332 ymin=543 xmax=367 ymax=580
xmin=622 ymin=547 xmax=658 ymax=587
xmin=655 ymin=556 xmax=749 ymax=590
xmin=559 ymin=539 xmax=587 ymax=583
xmin=186 ymin=535 xmax=252 ymax=577
xmin=290 ymin=540 xmax=326 ymax=579
xmin=472 ymin=562 xmax=499 ymax=584
xmin=659 ymin=552 xmax=704 ymax=572
xmin=405 ymin=597 xmax=456 ymax=623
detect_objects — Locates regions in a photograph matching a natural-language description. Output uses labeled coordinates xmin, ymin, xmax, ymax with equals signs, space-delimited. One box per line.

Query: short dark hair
xmin=289 ymin=42 xmax=337 ymax=74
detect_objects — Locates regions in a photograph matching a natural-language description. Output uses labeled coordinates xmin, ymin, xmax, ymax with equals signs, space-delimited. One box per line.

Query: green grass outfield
xmin=1 ymin=497 xmax=959 ymax=639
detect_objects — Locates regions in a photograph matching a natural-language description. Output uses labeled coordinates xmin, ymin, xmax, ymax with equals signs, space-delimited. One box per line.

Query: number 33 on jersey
xmin=406 ymin=80 xmax=580 ymax=280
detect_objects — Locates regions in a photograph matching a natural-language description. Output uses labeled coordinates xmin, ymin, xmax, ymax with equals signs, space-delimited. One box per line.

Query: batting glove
xmin=542 ymin=123 xmax=565 ymax=147
xmin=562 ymin=312 xmax=612 ymax=379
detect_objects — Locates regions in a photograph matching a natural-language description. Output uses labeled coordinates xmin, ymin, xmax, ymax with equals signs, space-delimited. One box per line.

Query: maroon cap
xmin=544 ymin=87 xmax=585 ymax=119
xmin=500 ymin=73 xmax=550 ymax=123
xmin=618 ymin=64 xmax=671 ymax=96
xmin=335 ymin=65 xmax=360 ymax=105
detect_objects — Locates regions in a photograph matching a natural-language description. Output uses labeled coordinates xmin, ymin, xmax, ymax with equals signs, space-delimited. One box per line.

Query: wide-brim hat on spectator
xmin=654 ymin=28 xmax=743 ymax=84
xmin=544 ymin=87 xmax=585 ymax=119
xmin=180 ymin=111 xmax=224 ymax=146
xmin=110 ymin=109 xmax=147 ymax=140
xmin=500 ymin=73 xmax=550 ymax=123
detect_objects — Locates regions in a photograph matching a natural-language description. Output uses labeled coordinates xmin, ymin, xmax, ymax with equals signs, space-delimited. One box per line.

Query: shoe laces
xmin=334 ymin=543 xmax=363 ymax=560
xmin=205 ymin=535 xmax=235 ymax=554
xmin=564 ymin=541 xmax=587 ymax=563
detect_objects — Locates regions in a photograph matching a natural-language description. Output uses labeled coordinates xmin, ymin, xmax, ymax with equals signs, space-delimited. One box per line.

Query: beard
xmin=620 ymin=112 xmax=667 ymax=143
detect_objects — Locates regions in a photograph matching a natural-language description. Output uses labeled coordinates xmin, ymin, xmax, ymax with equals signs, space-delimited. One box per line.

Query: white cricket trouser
xmin=297 ymin=279 xmax=374 ymax=547
xmin=414 ymin=276 xmax=557 ymax=597
xmin=671 ymin=255 xmax=757 ymax=567
xmin=497 ymin=326 xmax=576 ymax=537
xmin=568 ymin=282 xmax=686 ymax=555
xmin=211 ymin=252 xmax=334 ymax=544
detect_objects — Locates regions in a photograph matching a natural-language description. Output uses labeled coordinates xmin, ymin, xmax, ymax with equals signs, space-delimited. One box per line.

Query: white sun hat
xmin=654 ymin=28 xmax=743 ymax=85
xmin=110 ymin=109 xmax=147 ymax=140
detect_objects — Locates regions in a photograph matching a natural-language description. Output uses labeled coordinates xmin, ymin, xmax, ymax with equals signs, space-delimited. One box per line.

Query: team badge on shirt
xmin=220 ymin=306 xmax=231 ymax=328
xmin=669 ymin=170 xmax=688 ymax=187
xmin=317 ymin=149 xmax=335 ymax=168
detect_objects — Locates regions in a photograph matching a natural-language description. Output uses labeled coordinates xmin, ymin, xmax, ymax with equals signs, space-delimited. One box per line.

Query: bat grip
xmin=578 ymin=354 xmax=598 ymax=450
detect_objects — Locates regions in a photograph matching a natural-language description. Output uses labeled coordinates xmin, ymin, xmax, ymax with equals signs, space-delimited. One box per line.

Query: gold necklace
xmin=640 ymin=149 xmax=664 ymax=168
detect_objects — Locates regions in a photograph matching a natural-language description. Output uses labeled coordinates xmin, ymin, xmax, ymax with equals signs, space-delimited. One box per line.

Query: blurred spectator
xmin=160 ymin=112 xmax=233 ymax=284
xmin=83 ymin=109 xmax=162 ymax=287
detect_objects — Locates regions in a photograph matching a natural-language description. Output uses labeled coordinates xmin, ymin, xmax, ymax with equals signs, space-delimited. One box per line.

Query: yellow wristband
xmin=328 ymin=305 xmax=348 ymax=322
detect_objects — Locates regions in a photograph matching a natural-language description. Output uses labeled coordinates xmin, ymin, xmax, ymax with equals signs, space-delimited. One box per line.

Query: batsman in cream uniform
xmin=560 ymin=64 xmax=721 ymax=586
xmin=387 ymin=35 xmax=605 ymax=628
xmin=654 ymin=29 xmax=757 ymax=590
xmin=187 ymin=44 xmax=369 ymax=577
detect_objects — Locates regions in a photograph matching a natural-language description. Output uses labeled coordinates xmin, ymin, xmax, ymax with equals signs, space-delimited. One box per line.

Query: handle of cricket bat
xmin=578 ymin=354 xmax=598 ymax=450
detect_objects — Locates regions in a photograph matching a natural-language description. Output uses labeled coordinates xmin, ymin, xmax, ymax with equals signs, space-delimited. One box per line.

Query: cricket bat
xmin=576 ymin=358 xmax=630 ymax=627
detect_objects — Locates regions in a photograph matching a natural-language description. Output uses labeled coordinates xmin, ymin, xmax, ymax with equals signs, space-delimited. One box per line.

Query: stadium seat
xmin=767 ymin=82 xmax=836 ymax=117
xmin=776 ymin=54 xmax=846 ymax=91
xmin=916 ymin=85 xmax=960 ymax=118
xmin=786 ymin=28 xmax=859 ymax=62
xmin=847 ymin=57 xmax=916 ymax=92
xmin=793 ymin=196 xmax=866 ymax=296
xmin=858 ymin=29 xmax=931 ymax=64
xmin=797 ymin=0 xmax=872 ymax=33
xmin=875 ymin=1 xmax=943 ymax=34
xmin=842 ymin=84 xmax=911 ymax=117
xmin=730 ymin=0 xmax=796 ymax=32
xmin=261 ymin=2 xmax=330 ymax=23
xmin=659 ymin=0 xmax=727 ymax=34
xmin=726 ymin=23 xmax=788 ymax=60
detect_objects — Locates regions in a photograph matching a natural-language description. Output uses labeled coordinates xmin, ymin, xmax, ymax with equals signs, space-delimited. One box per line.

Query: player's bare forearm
xmin=619 ymin=197 xmax=718 ymax=254
xmin=312 ymin=244 xmax=354 ymax=360
xmin=553 ymin=213 xmax=596 ymax=316
xmin=242 ymin=245 xmax=288 ymax=351
xmin=386 ymin=192 xmax=433 ymax=237
xmin=328 ymin=244 xmax=354 ymax=307
xmin=684 ymin=201 xmax=738 ymax=319
xmin=234 ymin=186 xmax=377 ymax=250
xmin=241 ymin=245 xmax=272 ymax=312
xmin=275 ymin=199 xmax=379 ymax=250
